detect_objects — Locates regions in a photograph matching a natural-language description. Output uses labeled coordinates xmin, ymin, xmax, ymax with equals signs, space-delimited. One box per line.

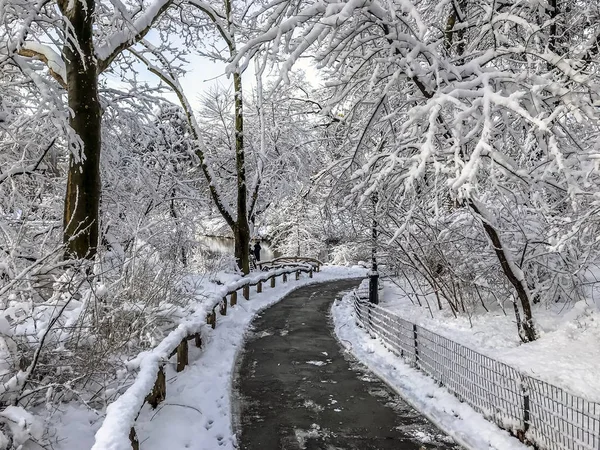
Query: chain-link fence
xmin=353 ymin=294 xmax=600 ymax=450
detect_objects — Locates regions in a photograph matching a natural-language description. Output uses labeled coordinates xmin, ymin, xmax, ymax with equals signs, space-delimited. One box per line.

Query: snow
xmin=331 ymin=292 xmax=529 ymax=450
xmin=20 ymin=42 xmax=66 ymax=83
xmin=95 ymin=0 xmax=171 ymax=62
xmin=379 ymin=279 xmax=600 ymax=401
xmin=60 ymin=265 xmax=366 ymax=450
xmin=0 ymin=406 xmax=43 ymax=447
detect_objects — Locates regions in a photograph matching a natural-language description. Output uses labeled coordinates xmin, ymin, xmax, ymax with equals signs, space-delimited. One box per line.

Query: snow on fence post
xmin=517 ymin=375 xmax=531 ymax=443
xmin=257 ymin=281 xmax=262 ymax=293
xmin=145 ymin=366 xmax=166 ymax=408
xmin=219 ymin=297 xmax=227 ymax=316
xmin=270 ymin=276 xmax=276 ymax=288
xmin=413 ymin=324 xmax=419 ymax=367
xmin=176 ymin=339 xmax=188 ymax=372
xmin=230 ymin=291 xmax=237 ymax=306
xmin=243 ymin=285 xmax=250 ymax=300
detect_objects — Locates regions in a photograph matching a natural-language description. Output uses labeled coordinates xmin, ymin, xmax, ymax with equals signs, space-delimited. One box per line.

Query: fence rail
xmin=93 ymin=263 xmax=317 ymax=450
xmin=257 ymin=256 xmax=322 ymax=272
xmin=353 ymin=293 xmax=600 ymax=450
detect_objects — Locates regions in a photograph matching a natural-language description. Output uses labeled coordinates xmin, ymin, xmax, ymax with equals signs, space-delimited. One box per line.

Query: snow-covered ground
xmin=378 ymin=278 xmax=600 ymax=401
xmin=38 ymin=265 xmax=366 ymax=450
xmin=331 ymin=292 xmax=529 ymax=450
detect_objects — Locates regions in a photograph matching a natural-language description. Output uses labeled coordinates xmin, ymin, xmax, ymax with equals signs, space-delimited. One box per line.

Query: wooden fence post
xmin=257 ymin=281 xmax=262 ymax=293
xmin=295 ymin=270 xmax=300 ymax=280
xmin=130 ymin=427 xmax=140 ymax=450
xmin=283 ymin=273 xmax=288 ymax=282
xmin=145 ymin=365 xmax=166 ymax=408
xmin=194 ymin=333 xmax=202 ymax=348
xmin=177 ymin=339 xmax=188 ymax=372
xmin=230 ymin=291 xmax=237 ymax=306
xmin=270 ymin=276 xmax=276 ymax=288
xmin=220 ymin=297 xmax=227 ymax=316
xmin=206 ymin=311 xmax=216 ymax=329
xmin=309 ymin=268 xmax=313 ymax=278
xmin=243 ymin=285 xmax=250 ymax=300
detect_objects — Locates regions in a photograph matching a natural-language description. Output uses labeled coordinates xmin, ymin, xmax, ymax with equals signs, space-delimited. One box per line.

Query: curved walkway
xmin=234 ymin=279 xmax=460 ymax=449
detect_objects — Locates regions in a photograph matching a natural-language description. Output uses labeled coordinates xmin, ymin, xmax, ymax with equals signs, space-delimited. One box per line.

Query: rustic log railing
xmin=257 ymin=256 xmax=322 ymax=273
xmin=91 ymin=263 xmax=316 ymax=450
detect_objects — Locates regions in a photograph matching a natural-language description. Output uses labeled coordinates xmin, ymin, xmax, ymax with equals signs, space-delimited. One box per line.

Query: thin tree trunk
xmin=59 ymin=0 xmax=101 ymax=260
xmin=468 ymin=199 xmax=538 ymax=342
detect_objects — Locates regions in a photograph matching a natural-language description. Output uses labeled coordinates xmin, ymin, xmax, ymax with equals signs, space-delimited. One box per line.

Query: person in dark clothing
xmin=253 ymin=241 xmax=262 ymax=262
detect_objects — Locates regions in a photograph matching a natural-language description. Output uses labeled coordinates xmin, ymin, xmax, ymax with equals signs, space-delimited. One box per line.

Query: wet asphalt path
xmin=234 ymin=279 xmax=460 ymax=450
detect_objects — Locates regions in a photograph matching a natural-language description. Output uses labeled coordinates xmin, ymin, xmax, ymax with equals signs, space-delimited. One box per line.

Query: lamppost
xmin=369 ymin=192 xmax=379 ymax=304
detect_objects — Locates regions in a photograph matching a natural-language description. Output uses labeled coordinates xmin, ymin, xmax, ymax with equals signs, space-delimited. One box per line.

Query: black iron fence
xmin=353 ymin=294 xmax=600 ymax=450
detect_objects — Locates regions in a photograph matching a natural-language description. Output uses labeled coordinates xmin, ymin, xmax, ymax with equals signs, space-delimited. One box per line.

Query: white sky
xmin=135 ymin=50 xmax=322 ymax=111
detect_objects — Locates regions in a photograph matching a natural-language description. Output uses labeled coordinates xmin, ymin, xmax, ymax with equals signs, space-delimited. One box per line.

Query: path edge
xmin=330 ymin=294 xmax=528 ymax=450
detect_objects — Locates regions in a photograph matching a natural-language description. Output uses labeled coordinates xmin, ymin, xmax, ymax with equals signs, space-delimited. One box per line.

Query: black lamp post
xmin=369 ymin=192 xmax=379 ymax=305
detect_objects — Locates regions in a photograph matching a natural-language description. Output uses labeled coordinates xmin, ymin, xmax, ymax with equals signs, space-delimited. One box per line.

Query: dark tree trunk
xmin=234 ymin=224 xmax=250 ymax=275
xmin=233 ymin=69 xmax=250 ymax=275
xmin=469 ymin=200 xmax=537 ymax=342
xmin=226 ymin=0 xmax=250 ymax=275
xmin=59 ymin=0 xmax=101 ymax=260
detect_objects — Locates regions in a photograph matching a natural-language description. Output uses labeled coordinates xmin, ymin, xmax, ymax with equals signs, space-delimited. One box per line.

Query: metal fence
xmin=353 ymin=295 xmax=600 ymax=450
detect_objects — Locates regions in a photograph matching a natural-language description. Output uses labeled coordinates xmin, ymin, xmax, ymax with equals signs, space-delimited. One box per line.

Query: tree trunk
xmin=226 ymin=0 xmax=250 ymax=275
xmin=468 ymin=200 xmax=538 ymax=342
xmin=234 ymin=223 xmax=250 ymax=275
xmin=59 ymin=0 xmax=102 ymax=260
xmin=233 ymin=70 xmax=250 ymax=275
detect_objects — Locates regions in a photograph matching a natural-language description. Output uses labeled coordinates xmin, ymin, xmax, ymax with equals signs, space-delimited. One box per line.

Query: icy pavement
xmin=234 ymin=280 xmax=459 ymax=449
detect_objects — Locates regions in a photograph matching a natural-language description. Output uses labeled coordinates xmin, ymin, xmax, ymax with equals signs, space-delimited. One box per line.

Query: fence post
xmin=145 ymin=365 xmax=166 ymax=408
xmin=206 ymin=311 xmax=216 ymax=329
xmin=283 ymin=273 xmax=288 ymax=282
xmin=194 ymin=333 xmax=202 ymax=348
xmin=130 ymin=427 xmax=140 ymax=450
xmin=270 ymin=276 xmax=276 ymax=288
xmin=220 ymin=298 xmax=227 ymax=315
xmin=309 ymin=268 xmax=313 ymax=278
xmin=243 ymin=285 xmax=250 ymax=300
xmin=257 ymin=281 xmax=262 ymax=293
xmin=518 ymin=376 xmax=531 ymax=443
xmin=413 ymin=324 xmax=419 ymax=367
xmin=295 ymin=270 xmax=300 ymax=280
xmin=230 ymin=291 xmax=237 ymax=306
xmin=177 ymin=338 xmax=188 ymax=372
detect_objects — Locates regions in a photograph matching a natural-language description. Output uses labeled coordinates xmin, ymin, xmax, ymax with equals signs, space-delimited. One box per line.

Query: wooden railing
xmin=92 ymin=264 xmax=317 ymax=450
xmin=257 ymin=256 xmax=322 ymax=272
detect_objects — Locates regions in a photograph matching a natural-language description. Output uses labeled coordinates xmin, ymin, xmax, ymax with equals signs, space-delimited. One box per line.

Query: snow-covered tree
xmin=230 ymin=0 xmax=600 ymax=341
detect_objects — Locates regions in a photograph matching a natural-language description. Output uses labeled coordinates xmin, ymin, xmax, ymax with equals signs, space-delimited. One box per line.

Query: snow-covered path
xmin=234 ymin=280 xmax=459 ymax=449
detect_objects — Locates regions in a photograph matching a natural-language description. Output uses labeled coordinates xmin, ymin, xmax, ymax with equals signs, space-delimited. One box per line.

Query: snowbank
xmin=380 ymin=279 xmax=600 ymax=401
